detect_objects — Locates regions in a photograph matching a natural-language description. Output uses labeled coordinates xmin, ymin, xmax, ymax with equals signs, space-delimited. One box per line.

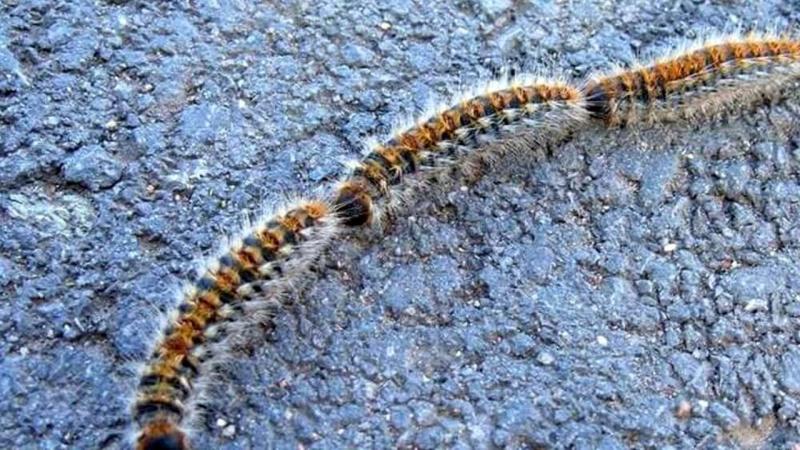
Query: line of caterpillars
xmin=133 ymin=32 xmax=800 ymax=450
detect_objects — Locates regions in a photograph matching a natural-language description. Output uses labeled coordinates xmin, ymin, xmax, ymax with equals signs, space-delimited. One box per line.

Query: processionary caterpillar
xmin=584 ymin=31 xmax=800 ymax=126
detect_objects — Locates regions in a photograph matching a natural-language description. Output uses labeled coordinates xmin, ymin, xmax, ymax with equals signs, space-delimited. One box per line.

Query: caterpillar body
xmin=128 ymin=30 xmax=800 ymax=450
xmin=584 ymin=32 xmax=800 ymax=126
xmin=332 ymin=76 xmax=589 ymax=227
xmin=132 ymin=200 xmax=341 ymax=450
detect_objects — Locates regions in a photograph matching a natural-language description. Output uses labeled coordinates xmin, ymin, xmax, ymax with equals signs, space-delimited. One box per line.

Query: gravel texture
xmin=2 ymin=1 xmax=800 ymax=449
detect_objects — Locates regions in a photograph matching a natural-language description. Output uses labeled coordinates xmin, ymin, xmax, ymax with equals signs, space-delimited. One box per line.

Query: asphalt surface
xmin=2 ymin=1 xmax=800 ymax=449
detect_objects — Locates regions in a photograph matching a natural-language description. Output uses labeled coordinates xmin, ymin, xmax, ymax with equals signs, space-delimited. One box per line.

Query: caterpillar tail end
xmin=582 ymin=82 xmax=612 ymax=121
xmin=136 ymin=419 xmax=190 ymax=450
xmin=332 ymin=181 xmax=374 ymax=227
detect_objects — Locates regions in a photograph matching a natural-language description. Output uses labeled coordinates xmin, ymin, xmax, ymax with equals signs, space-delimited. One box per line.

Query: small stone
xmin=222 ymin=424 xmax=236 ymax=438
xmin=309 ymin=164 xmax=335 ymax=182
xmin=663 ymin=242 xmax=677 ymax=253
xmin=780 ymin=350 xmax=800 ymax=394
xmin=216 ymin=418 xmax=227 ymax=427
xmin=379 ymin=21 xmax=392 ymax=30
xmin=537 ymin=351 xmax=555 ymax=366
xmin=675 ymin=400 xmax=692 ymax=419
xmin=509 ymin=333 xmax=535 ymax=357
xmin=390 ymin=407 xmax=412 ymax=429
xmin=104 ymin=119 xmax=119 ymax=130
xmin=708 ymin=402 xmax=740 ymax=429
xmin=0 ymin=45 xmax=29 ymax=85
xmin=62 ymin=145 xmax=123 ymax=191
xmin=596 ymin=335 xmax=608 ymax=347
xmin=744 ymin=299 xmax=768 ymax=312
xmin=63 ymin=324 xmax=79 ymax=340
xmin=0 ymin=257 xmax=13 ymax=286
xmin=412 ymin=401 xmax=437 ymax=427
xmin=341 ymin=43 xmax=375 ymax=67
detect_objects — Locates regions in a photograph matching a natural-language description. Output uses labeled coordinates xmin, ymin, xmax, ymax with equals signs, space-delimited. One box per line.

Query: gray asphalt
xmin=2 ymin=1 xmax=800 ymax=449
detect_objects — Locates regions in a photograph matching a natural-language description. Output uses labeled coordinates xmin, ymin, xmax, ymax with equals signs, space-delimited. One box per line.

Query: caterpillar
xmin=584 ymin=31 xmax=800 ymax=126
xmin=131 ymin=75 xmax=591 ymax=449
xmin=131 ymin=200 xmax=342 ymax=450
xmin=332 ymin=75 xmax=589 ymax=227
xmin=130 ymin=75 xmax=590 ymax=450
xmin=128 ymin=30 xmax=800 ymax=450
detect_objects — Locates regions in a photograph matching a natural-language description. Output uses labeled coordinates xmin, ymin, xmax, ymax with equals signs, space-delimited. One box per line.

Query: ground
xmin=2 ymin=0 xmax=800 ymax=449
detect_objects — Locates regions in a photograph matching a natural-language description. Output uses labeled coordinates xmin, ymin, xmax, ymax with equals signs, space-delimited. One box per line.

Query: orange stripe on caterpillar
xmin=132 ymin=200 xmax=338 ymax=450
xmin=584 ymin=32 xmax=800 ymax=126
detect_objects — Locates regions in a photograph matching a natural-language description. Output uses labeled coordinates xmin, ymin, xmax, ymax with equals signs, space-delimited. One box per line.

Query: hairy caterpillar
xmin=132 ymin=200 xmax=341 ymax=450
xmin=584 ymin=31 xmax=800 ymax=126
xmin=332 ymin=75 xmax=589 ymax=227
xmin=128 ymin=30 xmax=800 ymax=450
